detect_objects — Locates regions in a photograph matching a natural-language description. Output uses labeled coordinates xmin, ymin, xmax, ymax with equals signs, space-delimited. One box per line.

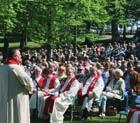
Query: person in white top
xmin=37 ymin=67 xmax=60 ymax=119
xmin=29 ymin=66 xmax=46 ymax=112
xmin=100 ymin=69 xmax=125 ymax=117
xmin=50 ymin=64 xmax=80 ymax=123
xmin=0 ymin=49 xmax=33 ymax=123
xmin=81 ymin=66 xmax=104 ymax=120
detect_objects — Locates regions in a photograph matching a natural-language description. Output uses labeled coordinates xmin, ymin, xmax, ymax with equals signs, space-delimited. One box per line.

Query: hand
xmin=42 ymin=89 xmax=48 ymax=96
xmin=88 ymin=91 xmax=94 ymax=99
xmin=106 ymin=87 xmax=112 ymax=92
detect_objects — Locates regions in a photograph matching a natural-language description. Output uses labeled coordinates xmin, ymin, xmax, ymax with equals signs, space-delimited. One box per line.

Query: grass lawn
xmin=0 ymin=41 xmax=43 ymax=48
xmin=64 ymin=115 xmax=126 ymax=123
xmin=31 ymin=114 xmax=126 ymax=123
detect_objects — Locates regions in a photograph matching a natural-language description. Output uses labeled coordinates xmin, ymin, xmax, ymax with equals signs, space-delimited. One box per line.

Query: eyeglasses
xmin=59 ymin=69 xmax=64 ymax=72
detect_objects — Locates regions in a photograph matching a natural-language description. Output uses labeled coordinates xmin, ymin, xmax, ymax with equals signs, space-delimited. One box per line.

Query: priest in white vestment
xmin=81 ymin=67 xmax=104 ymax=120
xmin=50 ymin=65 xmax=80 ymax=123
xmin=0 ymin=49 xmax=33 ymax=123
xmin=29 ymin=66 xmax=46 ymax=111
xmin=36 ymin=68 xmax=60 ymax=118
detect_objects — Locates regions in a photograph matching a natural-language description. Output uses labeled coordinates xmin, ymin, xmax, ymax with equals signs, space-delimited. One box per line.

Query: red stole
xmin=5 ymin=57 xmax=19 ymax=65
xmin=61 ymin=76 xmax=76 ymax=92
xmin=44 ymin=76 xmax=56 ymax=89
xmin=87 ymin=75 xmax=100 ymax=94
xmin=42 ymin=76 xmax=56 ymax=96
xmin=44 ymin=95 xmax=58 ymax=114
xmin=37 ymin=76 xmax=46 ymax=89
xmin=77 ymin=75 xmax=100 ymax=105
xmin=49 ymin=76 xmax=56 ymax=89
xmin=44 ymin=76 xmax=77 ymax=114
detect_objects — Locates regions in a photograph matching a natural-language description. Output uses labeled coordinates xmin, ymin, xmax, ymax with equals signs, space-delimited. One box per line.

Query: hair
xmin=59 ymin=65 xmax=66 ymax=71
xmin=42 ymin=67 xmax=53 ymax=76
xmin=115 ymin=69 xmax=124 ymax=77
xmin=66 ymin=64 xmax=75 ymax=73
xmin=35 ymin=66 xmax=42 ymax=73
xmin=127 ymin=62 xmax=133 ymax=68
xmin=7 ymin=48 xmax=19 ymax=58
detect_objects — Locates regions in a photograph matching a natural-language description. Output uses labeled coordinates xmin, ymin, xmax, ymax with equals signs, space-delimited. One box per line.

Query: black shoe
xmin=32 ymin=109 xmax=38 ymax=119
xmin=46 ymin=114 xmax=50 ymax=123
xmin=81 ymin=108 xmax=89 ymax=120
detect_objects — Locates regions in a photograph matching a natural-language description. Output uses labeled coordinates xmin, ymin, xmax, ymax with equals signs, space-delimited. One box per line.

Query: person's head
xmin=89 ymin=66 xmax=97 ymax=76
xmin=109 ymin=69 xmax=115 ymax=79
xmin=127 ymin=62 xmax=134 ymax=71
xmin=97 ymin=70 xmax=102 ymax=76
xmin=105 ymin=57 xmax=110 ymax=63
xmin=42 ymin=67 xmax=53 ymax=77
xmin=135 ymin=61 xmax=140 ymax=73
xmin=114 ymin=69 xmax=124 ymax=80
xmin=34 ymin=66 xmax=42 ymax=77
xmin=96 ymin=62 xmax=103 ymax=70
xmin=104 ymin=62 xmax=110 ymax=70
xmin=77 ymin=65 xmax=85 ymax=74
xmin=117 ymin=60 xmax=122 ymax=68
xmin=66 ymin=64 xmax=75 ymax=77
xmin=54 ymin=61 xmax=59 ymax=68
xmin=130 ymin=54 xmax=134 ymax=60
xmin=8 ymin=49 xmax=22 ymax=64
xmin=58 ymin=66 xmax=66 ymax=75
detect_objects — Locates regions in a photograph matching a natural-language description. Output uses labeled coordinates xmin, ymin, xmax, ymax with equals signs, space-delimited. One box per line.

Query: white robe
xmin=82 ymin=77 xmax=93 ymax=96
xmin=0 ymin=64 xmax=33 ymax=123
xmin=50 ymin=78 xmax=80 ymax=123
xmin=31 ymin=76 xmax=60 ymax=118
xmin=130 ymin=111 xmax=140 ymax=123
xmin=29 ymin=76 xmax=44 ymax=109
xmin=82 ymin=77 xmax=104 ymax=111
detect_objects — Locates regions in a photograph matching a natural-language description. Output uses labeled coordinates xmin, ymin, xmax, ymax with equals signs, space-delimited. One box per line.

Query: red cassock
xmin=43 ymin=76 xmax=76 ymax=114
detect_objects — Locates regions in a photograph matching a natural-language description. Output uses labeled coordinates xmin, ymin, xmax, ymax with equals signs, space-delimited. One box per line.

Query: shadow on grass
xmin=31 ymin=115 xmax=126 ymax=123
xmin=64 ymin=115 xmax=126 ymax=123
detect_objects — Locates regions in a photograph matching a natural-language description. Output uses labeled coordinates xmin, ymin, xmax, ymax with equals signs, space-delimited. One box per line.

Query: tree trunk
xmin=3 ymin=33 xmax=9 ymax=61
xmin=20 ymin=35 xmax=26 ymax=50
xmin=20 ymin=29 xmax=27 ymax=50
xmin=85 ymin=21 xmax=91 ymax=33
xmin=47 ymin=18 xmax=52 ymax=61
xmin=111 ymin=19 xmax=119 ymax=42
xmin=73 ymin=26 xmax=77 ymax=55
xmin=123 ymin=25 xmax=126 ymax=40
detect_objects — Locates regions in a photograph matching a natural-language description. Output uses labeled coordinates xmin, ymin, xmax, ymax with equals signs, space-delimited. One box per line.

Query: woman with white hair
xmin=99 ymin=69 xmax=125 ymax=117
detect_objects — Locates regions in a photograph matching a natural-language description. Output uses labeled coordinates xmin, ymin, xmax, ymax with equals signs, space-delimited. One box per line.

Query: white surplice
xmin=0 ymin=64 xmax=33 ymax=123
xmin=50 ymin=77 xmax=80 ymax=123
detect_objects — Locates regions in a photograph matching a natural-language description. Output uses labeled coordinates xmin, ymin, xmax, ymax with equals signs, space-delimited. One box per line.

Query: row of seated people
xmin=29 ymin=64 xmax=80 ymax=123
xmin=29 ymin=62 xmax=140 ymax=122
xmin=77 ymin=67 xmax=125 ymax=119
xmin=77 ymin=62 xmax=140 ymax=119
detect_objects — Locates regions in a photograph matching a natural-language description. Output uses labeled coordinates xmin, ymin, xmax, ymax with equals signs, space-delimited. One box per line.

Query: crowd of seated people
xmin=0 ymin=41 xmax=140 ymax=122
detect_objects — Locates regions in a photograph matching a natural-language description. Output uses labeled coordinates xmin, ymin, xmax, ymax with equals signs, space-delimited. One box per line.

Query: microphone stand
xmin=33 ymin=78 xmax=41 ymax=119
xmin=33 ymin=78 xmax=47 ymax=118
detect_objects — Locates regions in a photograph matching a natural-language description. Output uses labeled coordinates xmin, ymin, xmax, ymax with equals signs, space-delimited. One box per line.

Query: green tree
xmin=0 ymin=1 xmax=17 ymax=60
xmin=106 ymin=0 xmax=127 ymax=41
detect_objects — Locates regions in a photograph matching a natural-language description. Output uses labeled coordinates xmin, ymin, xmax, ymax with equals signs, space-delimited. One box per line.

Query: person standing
xmin=0 ymin=49 xmax=33 ymax=123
